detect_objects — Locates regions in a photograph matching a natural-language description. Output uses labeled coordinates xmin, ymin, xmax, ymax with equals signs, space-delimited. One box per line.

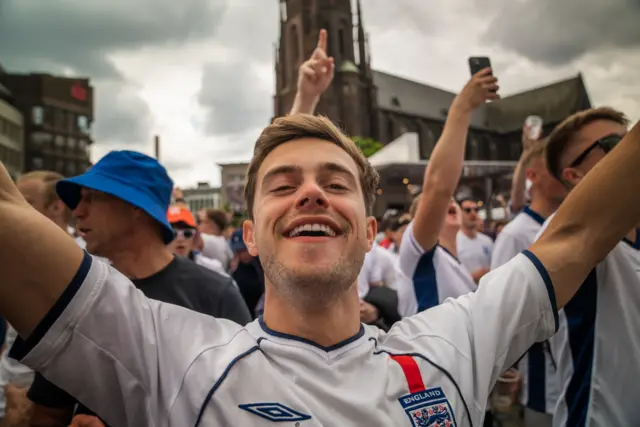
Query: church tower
xmin=274 ymin=0 xmax=379 ymax=140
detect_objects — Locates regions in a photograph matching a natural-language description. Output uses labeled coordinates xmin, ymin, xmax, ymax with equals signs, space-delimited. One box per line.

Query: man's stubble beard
xmin=261 ymin=248 xmax=365 ymax=311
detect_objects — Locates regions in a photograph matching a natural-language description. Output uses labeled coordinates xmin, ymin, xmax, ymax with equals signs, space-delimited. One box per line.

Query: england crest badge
xmin=398 ymin=386 xmax=457 ymax=427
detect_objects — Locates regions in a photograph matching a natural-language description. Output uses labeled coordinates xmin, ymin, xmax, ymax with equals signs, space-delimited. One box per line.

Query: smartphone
xmin=468 ymin=56 xmax=492 ymax=76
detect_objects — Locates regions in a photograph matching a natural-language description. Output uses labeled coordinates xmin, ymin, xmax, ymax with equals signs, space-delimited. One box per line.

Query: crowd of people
xmin=0 ymin=30 xmax=638 ymax=427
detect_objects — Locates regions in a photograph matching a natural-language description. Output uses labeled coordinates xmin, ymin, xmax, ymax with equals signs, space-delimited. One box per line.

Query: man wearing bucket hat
xmin=25 ymin=150 xmax=251 ymax=427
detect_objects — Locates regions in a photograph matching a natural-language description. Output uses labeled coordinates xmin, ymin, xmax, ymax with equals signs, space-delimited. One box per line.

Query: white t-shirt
xmin=10 ymin=249 xmax=558 ymax=427
xmin=201 ymin=234 xmax=233 ymax=271
xmin=535 ymin=219 xmax=640 ymax=427
xmin=456 ymin=231 xmax=493 ymax=274
xmin=0 ymin=326 xmax=35 ymax=417
xmin=399 ymin=221 xmax=477 ymax=311
xmin=492 ymin=207 xmax=560 ymax=414
xmin=357 ymin=245 xmax=417 ymax=318
xmin=194 ymin=253 xmax=229 ymax=277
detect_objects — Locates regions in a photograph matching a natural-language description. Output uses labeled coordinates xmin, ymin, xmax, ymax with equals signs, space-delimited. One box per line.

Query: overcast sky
xmin=2 ymin=0 xmax=638 ymax=187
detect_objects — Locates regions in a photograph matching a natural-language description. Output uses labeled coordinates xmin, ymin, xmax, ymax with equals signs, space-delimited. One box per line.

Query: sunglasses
xmin=173 ymin=228 xmax=196 ymax=239
xmin=462 ymin=207 xmax=479 ymax=214
xmin=569 ymin=133 xmax=623 ymax=168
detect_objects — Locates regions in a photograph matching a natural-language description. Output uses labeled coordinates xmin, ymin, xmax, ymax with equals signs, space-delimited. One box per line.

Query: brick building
xmin=0 ymin=70 xmax=94 ymax=176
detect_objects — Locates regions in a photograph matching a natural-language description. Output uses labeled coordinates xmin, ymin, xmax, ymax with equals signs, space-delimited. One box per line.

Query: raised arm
xmin=529 ymin=120 xmax=640 ymax=307
xmin=509 ymin=131 xmax=538 ymax=213
xmin=412 ymin=69 xmax=499 ymax=250
xmin=289 ymin=29 xmax=335 ymax=115
xmin=0 ymin=165 xmax=84 ymax=337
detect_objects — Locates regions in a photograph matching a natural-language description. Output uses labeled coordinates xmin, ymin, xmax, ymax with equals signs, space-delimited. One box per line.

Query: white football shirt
xmin=10 ymin=249 xmax=559 ymax=427
xmin=399 ymin=221 xmax=477 ymax=311
xmin=456 ymin=231 xmax=493 ymax=274
xmin=535 ymin=218 xmax=640 ymax=427
xmin=491 ymin=207 xmax=560 ymax=415
xmin=357 ymin=245 xmax=417 ymax=318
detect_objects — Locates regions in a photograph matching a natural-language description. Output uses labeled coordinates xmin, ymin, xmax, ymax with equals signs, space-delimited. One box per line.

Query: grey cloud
xmin=198 ymin=60 xmax=272 ymax=136
xmin=92 ymin=81 xmax=153 ymax=146
xmin=0 ymin=0 xmax=229 ymax=148
xmin=0 ymin=0 xmax=229 ymax=76
xmin=482 ymin=0 xmax=640 ymax=66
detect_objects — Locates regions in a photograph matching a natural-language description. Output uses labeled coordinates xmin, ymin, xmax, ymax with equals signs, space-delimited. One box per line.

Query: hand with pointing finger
xmin=290 ymin=29 xmax=335 ymax=115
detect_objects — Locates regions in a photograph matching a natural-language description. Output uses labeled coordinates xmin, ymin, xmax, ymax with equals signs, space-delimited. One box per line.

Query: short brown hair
xmin=244 ymin=114 xmax=379 ymax=219
xmin=546 ymin=107 xmax=629 ymax=181
xmin=18 ymin=170 xmax=65 ymax=206
xmin=204 ymin=208 xmax=229 ymax=231
xmin=17 ymin=170 xmax=72 ymax=222
xmin=522 ymin=139 xmax=548 ymax=169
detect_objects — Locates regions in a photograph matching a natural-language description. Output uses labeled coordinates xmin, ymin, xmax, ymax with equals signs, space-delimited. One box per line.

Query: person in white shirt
xmin=535 ymin=107 xmax=640 ymax=427
xmin=357 ymin=225 xmax=416 ymax=320
xmin=491 ymin=142 xmax=568 ymax=427
xmin=456 ymin=198 xmax=494 ymax=283
xmin=196 ymin=209 xmax=234 ymax=271
xmin=2 ymin=31 xmax=640 ymax=427
xmin=397 ymin=73 xmax=496 ymax=426
xmin=167 ymin=205 xmax=228 ymax=276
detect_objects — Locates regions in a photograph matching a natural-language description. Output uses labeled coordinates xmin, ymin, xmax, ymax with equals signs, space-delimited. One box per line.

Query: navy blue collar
xmin=523 ymin=206 xmax=546 ymax=225
xmin=438 ymin=243 xmax=461 ymax=264
xmin=622 ymin=229 xmax=640 ymax=250
xmin=258 ymin=316 xmax=365 ymax=352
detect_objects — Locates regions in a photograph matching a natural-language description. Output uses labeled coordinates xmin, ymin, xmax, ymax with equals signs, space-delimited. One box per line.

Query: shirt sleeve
xmin=9 ymin=253 xmax=243 ymax=427
xmin=388 ymin=250 xmax=558 ymax=412
xmin=491 ymin=230 xmax=526 ymax=270
xmin=27 ymin=372 xmax=76 ymax=410
xmin=397 ymin=220 xmax=433 ymax=279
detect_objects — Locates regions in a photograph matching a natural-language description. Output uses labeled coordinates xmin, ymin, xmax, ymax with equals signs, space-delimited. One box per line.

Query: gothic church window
xmin=290 ymin=25 xmax=300 ymax=67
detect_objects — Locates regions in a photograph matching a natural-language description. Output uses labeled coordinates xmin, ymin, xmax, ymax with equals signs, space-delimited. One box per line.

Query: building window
xmin=54 ymin=109 xmax=65 ymax=130
xmin=55 ymin=159 xmax=65 ymax=173
xmin=32 ymin=106 xmax=44 ymax=125
xmin=30 ymin=132 xmax=53 ymax=150
xmin=65 ymin=162 xmax=76 ymax=177
xmin=386 ymin=116 xmax=394 ymax=142
xmin=338 ymin=28 xmax=346 ymax=57
xmin=290 ymin=25 xmax=300 ymax=66
xmin=68 ymin=138 xmax=77 ymax=151
xmin=78 ymin=116 xmax=90 ymax=135
xmin=55 ymin=136 xmax=66 ymax=151
xmin=67 ymin=112 xmax=75 ymax=132
xmin=32 ymin=156 xmax=44 ymax=170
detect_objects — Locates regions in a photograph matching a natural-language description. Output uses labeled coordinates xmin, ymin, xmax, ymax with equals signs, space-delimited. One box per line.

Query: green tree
xmin=352 ymin=136 xmax=383 ymax=158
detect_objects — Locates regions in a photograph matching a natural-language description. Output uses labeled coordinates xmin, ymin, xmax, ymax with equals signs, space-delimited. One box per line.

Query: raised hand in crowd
xmin=289 ymin=29 xmax=335 ymax=115
xmin=0 ymin=383 xmax=31 ymax=427
xmin=411 ymin=67 xmax=499 ymax=253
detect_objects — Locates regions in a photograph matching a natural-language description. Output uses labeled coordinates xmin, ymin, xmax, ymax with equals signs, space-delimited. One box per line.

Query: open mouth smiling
xmin=283 ymin=218 xmax=343 ymax=240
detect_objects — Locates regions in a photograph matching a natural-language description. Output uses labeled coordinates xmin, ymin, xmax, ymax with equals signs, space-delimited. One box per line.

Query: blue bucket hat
xmin=230 ymin=229 xmax=247 ymax=252
xmin=56 ymin=150 xmax=175 ymax=244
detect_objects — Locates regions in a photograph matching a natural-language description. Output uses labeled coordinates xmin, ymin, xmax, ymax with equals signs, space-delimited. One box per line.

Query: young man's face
xmin=460 ymin=200 xmax=479 ymax=229
xmin=558 ymin=119 xmax=627 ymax=187
xmin=243 ymin=138 xmax=375 ymax=301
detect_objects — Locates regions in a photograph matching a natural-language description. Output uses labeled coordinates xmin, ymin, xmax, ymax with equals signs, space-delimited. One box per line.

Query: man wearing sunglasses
xmin=167 ymin=205 xmax=228 ymax=276
xmin=539 ymin=107 xmax=639 ymax=427
xmin=25 ymin=151 xmax=251 ymax=427
xmin=456 ymin=198 xmax=494 ymax=283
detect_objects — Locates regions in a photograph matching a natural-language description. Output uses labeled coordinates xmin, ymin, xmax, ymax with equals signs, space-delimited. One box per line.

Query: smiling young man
xmin=0 ymin=109 xmax=639 ymax=427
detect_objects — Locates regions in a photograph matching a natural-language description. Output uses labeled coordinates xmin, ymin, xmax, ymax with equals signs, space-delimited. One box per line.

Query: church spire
xmin=356 ymin=0 xmax=367 ymax=72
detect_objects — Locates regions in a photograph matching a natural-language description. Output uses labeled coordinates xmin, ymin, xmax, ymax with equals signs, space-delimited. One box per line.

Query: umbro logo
xmin=239 ymin=402 xmax=312 ymax=422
